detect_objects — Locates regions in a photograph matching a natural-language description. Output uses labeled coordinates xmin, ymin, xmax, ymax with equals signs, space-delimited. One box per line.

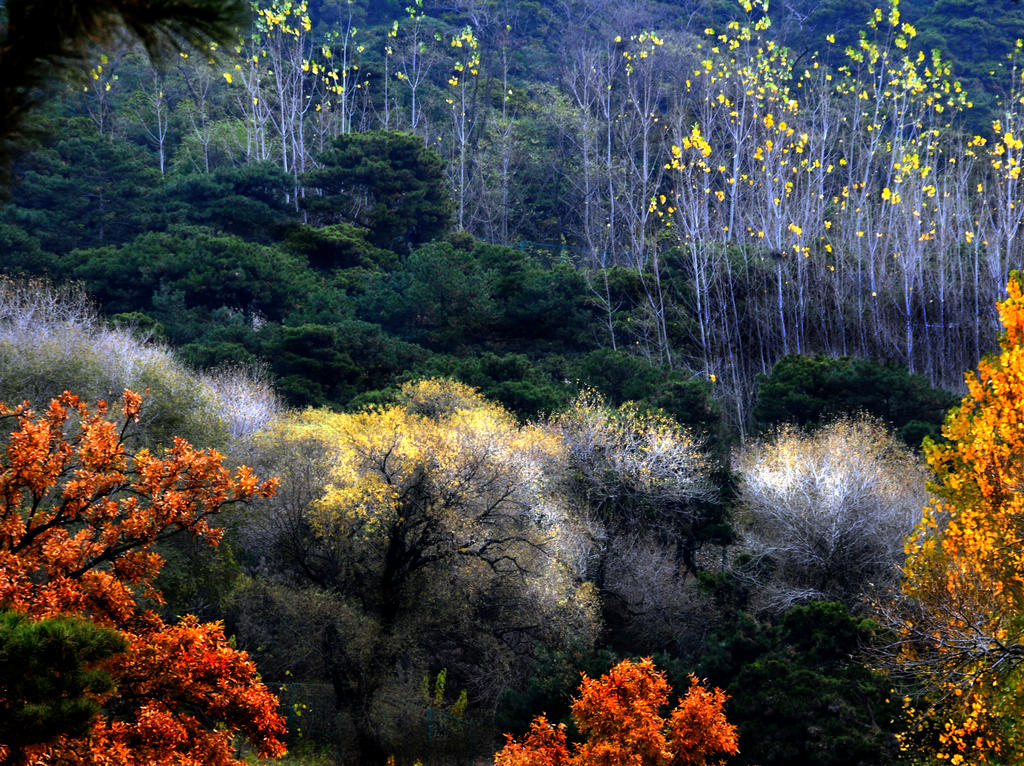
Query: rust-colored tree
xmin=0 ymin=391 xmax=285 ymax=765
xmin=898 ymin=273 xmax=1024 ymax=763
xmin=495 ymin=658 xmax=738 ymax=766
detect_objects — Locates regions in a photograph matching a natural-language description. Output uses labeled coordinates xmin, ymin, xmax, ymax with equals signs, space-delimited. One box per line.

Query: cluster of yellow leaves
xmin=448 ymin=26 xmax=480 ymax=90
xmin=273 ymin=381 xmax=557 ymax=541
xmin=251 ymin=379 xmax=603 ymax=678
xmin=244 ymin=0 xmax=353 ymax=104
xmin=648 ymin=0 xmax=1020 ymax=268
xmin=900 ymin=275 xmax=1024 ymax=763
xmin=258 ymin=380 xmax=592 ymax=623
xmin=255 ymin=0 xmax=311 ymax=37
xmin=622 ymin=31 xmax=664 ymax=75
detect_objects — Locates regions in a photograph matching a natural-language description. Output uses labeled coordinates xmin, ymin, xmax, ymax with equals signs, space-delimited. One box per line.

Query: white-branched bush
xmin=733 ymin=416 xmax=928 ymax=613
xmin=0 ymin=278 xmax=280 ymax=449
xmin=549 ymin=388 xmax=717 ymax=532
xmin=548 ymin=388 xmax=718 ymax=650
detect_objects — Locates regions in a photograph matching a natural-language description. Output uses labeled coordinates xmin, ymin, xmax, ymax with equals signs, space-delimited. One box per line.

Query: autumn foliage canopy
xmin=900 ymin=273 xmax=1024 ymax=762
xmin=0 ymin=391 xmax=286 ymax=764
xmin=494 ymin=658 xmax=738 ymax=766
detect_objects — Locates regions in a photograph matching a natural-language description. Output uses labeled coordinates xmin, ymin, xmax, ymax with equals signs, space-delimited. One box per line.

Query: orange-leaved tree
xmin=0 ymin=391 xmax=286 ymax=765
xmin=495 ymin=658 xmax=738 ymax=766
xmin=899 ymin=273 xmax=1024 ymax=763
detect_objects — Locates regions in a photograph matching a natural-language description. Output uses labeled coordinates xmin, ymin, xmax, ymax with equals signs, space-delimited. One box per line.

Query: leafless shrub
xmin=602 ymin=531 xmax=711 ymax=653
xmin=733 ymin=415 xmax=928 ymax=613
xmin=548 ymin=388 xmax=717 ymax=531
xmin=205 ymin=363 xmax=283 ymax=442
xmin=0 ymin=277 xmax=278 ymax=451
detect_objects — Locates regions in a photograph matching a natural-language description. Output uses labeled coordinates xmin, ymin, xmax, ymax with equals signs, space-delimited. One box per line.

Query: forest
xmin=4 ymin=0 xmax=1024 ymax=764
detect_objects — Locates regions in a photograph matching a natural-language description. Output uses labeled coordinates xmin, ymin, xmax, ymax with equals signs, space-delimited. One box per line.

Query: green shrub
xmin=698 ymin=602 xmax=902 ymax=766
xmin=753 ymin=353 xmax=958 ymax=446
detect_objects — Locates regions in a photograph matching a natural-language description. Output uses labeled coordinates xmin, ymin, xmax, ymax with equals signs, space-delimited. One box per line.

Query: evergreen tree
xmin=0 ymin=0 xmax=247 ymax=175
xmin=303 ymin=130 xmax=452 ymax=253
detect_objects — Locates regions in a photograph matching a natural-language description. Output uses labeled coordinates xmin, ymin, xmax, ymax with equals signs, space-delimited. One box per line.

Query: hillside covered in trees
xmin=5 ymin=0 xmax=1024 ymax=764
xmin=3 ymin=0 xmax=1024 ymax=429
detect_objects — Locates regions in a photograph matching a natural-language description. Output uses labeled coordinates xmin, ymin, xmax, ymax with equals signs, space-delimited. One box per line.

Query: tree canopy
xmin=303 ymin=131 xmax=452 ymax=253
xmin=236 ymin=378 xmax=597 ymax=761
xmin=899 ymin=273 xmax=1024 ymax=763
xmin=495 ymin=657 xmax=739 ymax=766
xmin=0 ymin=390 xmax=285 ymax=764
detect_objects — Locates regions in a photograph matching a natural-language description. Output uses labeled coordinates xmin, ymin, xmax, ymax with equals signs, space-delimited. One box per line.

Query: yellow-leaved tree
xmin=900 ymin=273 xmax=1024 ymax=763
xmin=234 ymin=379 xmax=598 ymax=762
